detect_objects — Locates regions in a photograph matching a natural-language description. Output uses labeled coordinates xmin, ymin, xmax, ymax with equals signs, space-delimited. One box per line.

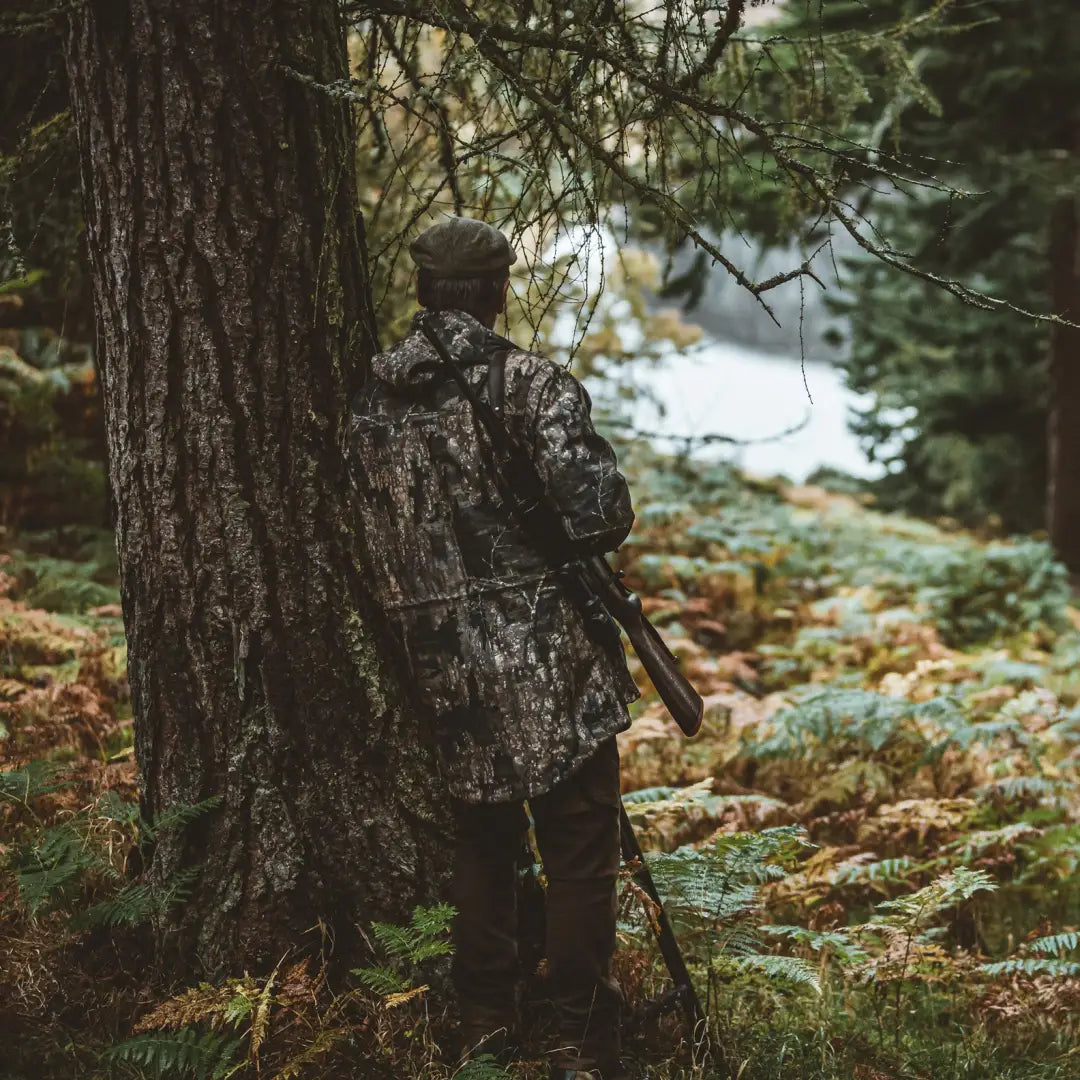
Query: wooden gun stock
xmin=583 ymin=555 xmax=703 ymax=738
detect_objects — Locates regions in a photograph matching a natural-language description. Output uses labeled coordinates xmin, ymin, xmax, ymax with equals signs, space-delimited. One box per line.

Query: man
xmin=348 ymin=217 xmax=639 ymax=1080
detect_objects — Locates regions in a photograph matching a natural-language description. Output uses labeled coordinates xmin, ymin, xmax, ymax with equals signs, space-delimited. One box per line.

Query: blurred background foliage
xmin=808 ymin=0 xmax=1079 ymax=535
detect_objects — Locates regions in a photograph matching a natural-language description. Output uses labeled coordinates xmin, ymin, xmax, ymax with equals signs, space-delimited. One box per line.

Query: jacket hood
xmin=371 ymin=309 xmax=499 ymax=393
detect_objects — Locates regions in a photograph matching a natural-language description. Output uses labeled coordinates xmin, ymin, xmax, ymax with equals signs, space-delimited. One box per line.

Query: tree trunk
xmin=1048 ymin=191 xmax=1080 ymax=570
xmin=64 ymin=0 xmax=448 ymax=976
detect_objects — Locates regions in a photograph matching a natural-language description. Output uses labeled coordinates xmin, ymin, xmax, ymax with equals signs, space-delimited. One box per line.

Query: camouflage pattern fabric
xmin=348 ymin=309 xmax=639 ymax=803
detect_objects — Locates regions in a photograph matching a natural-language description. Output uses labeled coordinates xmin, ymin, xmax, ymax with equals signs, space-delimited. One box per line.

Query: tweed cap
xmin=409 ymin=216 xmax=518 ymax=279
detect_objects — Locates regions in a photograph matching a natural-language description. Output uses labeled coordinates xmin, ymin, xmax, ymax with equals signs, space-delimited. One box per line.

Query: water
xmin=590 ymin=337 xmax=882 ymax=483
xmin=546 ymin=225 xmax=882 ymax=483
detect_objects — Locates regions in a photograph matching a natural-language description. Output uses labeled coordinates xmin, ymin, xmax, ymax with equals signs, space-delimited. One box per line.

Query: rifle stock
xmin=583 ymin=556 xmax=703 ymax=737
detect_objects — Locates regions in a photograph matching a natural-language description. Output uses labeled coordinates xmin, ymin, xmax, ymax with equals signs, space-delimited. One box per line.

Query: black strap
xmin=486 ymin=347 xmax=508 ymax=420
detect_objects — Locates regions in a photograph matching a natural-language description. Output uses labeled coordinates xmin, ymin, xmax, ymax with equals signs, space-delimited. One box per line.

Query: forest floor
xmin=2 ymin=446 xmax=1079 ymax=1079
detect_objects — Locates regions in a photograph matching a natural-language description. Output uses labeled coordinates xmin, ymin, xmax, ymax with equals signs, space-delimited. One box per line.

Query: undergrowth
xmin=2 ymin=452 xmax=1079 ymax=1078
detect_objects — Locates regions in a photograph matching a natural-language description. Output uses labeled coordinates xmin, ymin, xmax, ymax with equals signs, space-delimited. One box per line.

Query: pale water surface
xmin=547 ymin=226 xmax=881 ymax=483
xmin=585 ymin=337 xmax=882 ymax=483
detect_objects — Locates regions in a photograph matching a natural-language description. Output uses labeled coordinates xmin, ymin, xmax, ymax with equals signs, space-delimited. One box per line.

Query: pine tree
xmin=62 ymin=0 xmax=447 ymax=976
xmin=812 ymin=1 xmax=1078 ymax=549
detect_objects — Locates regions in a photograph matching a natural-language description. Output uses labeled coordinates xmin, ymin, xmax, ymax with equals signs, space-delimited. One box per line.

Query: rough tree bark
xmin=1048 ymin=189 xmax=1080 ymax=572
xmin=64 ymin=0 xmax=449 ymax=976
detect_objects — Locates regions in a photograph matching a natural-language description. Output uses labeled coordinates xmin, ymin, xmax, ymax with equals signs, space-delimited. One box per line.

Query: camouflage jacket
xmin=348 ymin=309 xmax=639 ymax=803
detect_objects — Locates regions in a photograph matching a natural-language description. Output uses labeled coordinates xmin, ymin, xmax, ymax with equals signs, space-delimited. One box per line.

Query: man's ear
xmin=500 ymin=277 xmax=510 ymax=313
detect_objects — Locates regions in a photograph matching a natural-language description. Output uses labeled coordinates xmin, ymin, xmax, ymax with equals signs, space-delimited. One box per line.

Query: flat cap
xmin=409 ymin=216 xmax=518 ymax=279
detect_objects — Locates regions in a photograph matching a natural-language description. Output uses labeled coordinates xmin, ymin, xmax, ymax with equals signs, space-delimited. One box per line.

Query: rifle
xmin=418 ymin=314 xmax=707 ymax=1037
xmin=417 ymin=315 xmax=702 ymax=739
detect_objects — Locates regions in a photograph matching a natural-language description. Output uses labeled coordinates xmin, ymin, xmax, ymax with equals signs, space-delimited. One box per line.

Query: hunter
xmin=348 ymin=216 xmax=638 ymax=1080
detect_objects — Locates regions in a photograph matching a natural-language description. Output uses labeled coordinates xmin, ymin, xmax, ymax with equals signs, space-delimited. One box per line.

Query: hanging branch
xmin=332 ymin=0 xmax=1072 ymax=338
xmin=675 ymin=0 xmax=747 ymax=90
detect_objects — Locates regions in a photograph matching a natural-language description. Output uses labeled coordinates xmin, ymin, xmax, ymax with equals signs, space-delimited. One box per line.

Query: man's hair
xmin=417 ymin=268 xmax=508 ymax=322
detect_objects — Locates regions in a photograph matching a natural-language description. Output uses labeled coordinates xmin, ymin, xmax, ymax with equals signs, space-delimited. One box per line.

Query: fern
xmin=763 ymin=925 xmax=870 ymax=966
xmin=144 ymin=795 xmax=225 ymax=842
xmin=104 ymin=1028 xmax=244 ymax=1080
xmin=1029 ymin=931 xmax=1080 ymax=955
xmin=980 ymin=931 xmax=1080 ymax=979
xmin=353 ymin=903 xmax=455 ymax=1001
xmin=222 ymin=992 xmax=253 ymax=1028
xmin=11 ymin=821 xmax=104 ymax=913
xmin=871 ymin=867 xmax=996 ymax=931
xmin=409 ymin=901 xmax=456 ymax=936
xmin=833 ymin=856 xmax=917 ymax=887
xmin=623 ymin=784 xmax=693 ymax=805
xmin=0 ymin=760 xmax=70 ymax=804
xmin=70 ymin=867 xmax=200 ymax=929
xmin=9 ymin=783 xmax=214 ymax=923
xmin=96 ymin=787 xmax=142 ymax=824
xmin=741 ymin=688 xmax=950 ymax=764
xmin=368 ymin=903 xmax=455 ymax=965
xmin=642 ymin=828 xmax=823 ymax=994
xmin=71 ymin=881 xmax=155 ymax=928
xmin=943 ymin=823 xmax=1041 ymax=861
xmin=452 ymin=1054 xmax=512 ymax=1079
xmin=663 ymin=830 xmax=796 ymax=919
xmin=5 ymin=548 xmax=120 ymax=614
xmin=972 ymin=775 xmax=1066 ymax=803
xmin=980 ymin=958 xmax=1080 ymax=978
xmin=729 ymin=952 xmax=821 ymax=992
xmin=351 ymin=966 xmax=409 ymax=995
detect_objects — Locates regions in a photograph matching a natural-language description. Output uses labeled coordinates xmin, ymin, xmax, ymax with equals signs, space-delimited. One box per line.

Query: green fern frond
xmin=96 ymin=788 xmax=141 ymax=824
xmin=12 ymin=822 xmax=102 ymax=913
xmin=763 ymin=925 xmax=870 ymax=965
xmin=407 ymin=939 xmax=454 ymax=963
xmin=409 ymin=902 xmax=456 ymax=938
xmin=351 ymin=966 xmax=409 ymax=995
xmin=222 ymin=992 xmax=253 ymax=1028
xmin=146 ymin=796 xmax=224 ymax=839
xmin=71 ymin=881 xmax=155 ymax=928
xmin=646 ymin=847 xmax=753 ymax=919
xmin=369 ymin=921 xmax=419 ymax=959
xmin=717 ymin=924 xmax=764 ymax=957
xmin=944 ymin=823 xmax=1041 ymax=860
xmin=622 ymin=785 xmax=687 ymax=805
xmin=1029 ymin=932 xmax=1080 ymax=956
xmin=0 ymin=760 xmax=70 ymax=803
xmin=972 ymin=775 xmax=1065 ymax=802
xmin=743 ymin=689 xmax=915 ymax=761
xmin=731 ymin=953 xmax=821 ymax=992
xmin=368 ymin=904 xmax=455 ymax=965
xmin=452 ymin=1054 xmax=512 ymax=1079
xmin=71 ymin=866 xmax=202 ymax=929
xmin=981 ymin=958 xmax=1080 ymax=978
xmin=834 ymin=856 xmax=916 ymax=886
xmin=159 ymin=866 xmax=202 ymax=908
xmin=104 ymin=1027 xmax=245 ymax=1080
xmin=648 ymin=827 xmax=810 ymax=923
xmin=873 ymin=868 xmax=996 ymax=931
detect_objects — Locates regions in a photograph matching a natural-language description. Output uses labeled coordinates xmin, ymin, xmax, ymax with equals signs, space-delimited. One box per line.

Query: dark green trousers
xmin=450 ymin=737 xmax=623 ymax=1070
